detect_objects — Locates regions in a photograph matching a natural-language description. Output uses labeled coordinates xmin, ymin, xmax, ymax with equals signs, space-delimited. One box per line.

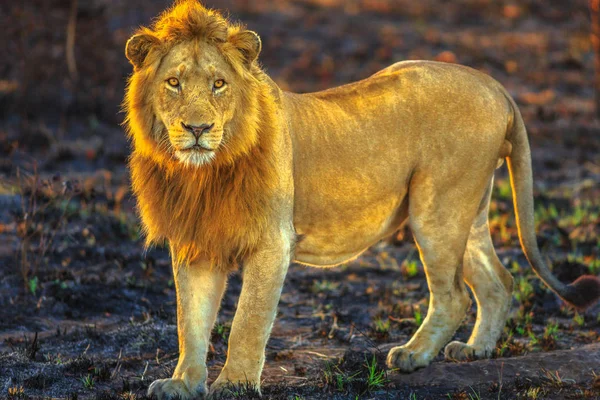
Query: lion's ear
xmin=126 ymin=33 xmax=159 ymax=69
xmin=228 ymin=30 xmax=261 ymax=65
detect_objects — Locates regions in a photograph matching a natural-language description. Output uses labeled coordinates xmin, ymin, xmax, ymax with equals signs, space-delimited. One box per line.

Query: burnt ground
xmin=1 ymin=0 xmax=600 ymax=399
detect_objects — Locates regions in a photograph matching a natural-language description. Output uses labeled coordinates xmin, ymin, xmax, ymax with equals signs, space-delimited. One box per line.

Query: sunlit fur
xmin=174 ymin=148 xmax=216 ymax=167
xmin=124 ymin=1 xmax=600 ymax=398
xmin=123 ymin=0 xmax=278 ymax=269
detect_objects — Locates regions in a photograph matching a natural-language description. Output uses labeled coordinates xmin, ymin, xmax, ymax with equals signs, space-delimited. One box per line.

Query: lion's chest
xmin=130 ymin=155 xmax=271 ymax=267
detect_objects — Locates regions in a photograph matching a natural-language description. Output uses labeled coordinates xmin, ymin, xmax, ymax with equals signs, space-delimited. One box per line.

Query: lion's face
xmin=125 ymin=17 xmax=263 ymax=168
xmin=152 ymin=41 xmax=243 ymax=166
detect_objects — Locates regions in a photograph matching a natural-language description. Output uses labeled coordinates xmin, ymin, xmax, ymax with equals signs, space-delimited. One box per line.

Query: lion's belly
xmin=292 ymin=185 xmax=409 ymax=267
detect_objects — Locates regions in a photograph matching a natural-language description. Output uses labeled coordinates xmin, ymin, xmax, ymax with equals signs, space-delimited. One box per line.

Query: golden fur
xmin=123 ymin=1 xmax=600 ymax=398
xmin=124 ymin=1 xmax=279 ymax=268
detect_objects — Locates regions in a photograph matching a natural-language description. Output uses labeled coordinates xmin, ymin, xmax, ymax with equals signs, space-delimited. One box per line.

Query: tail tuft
xmin=562 ymin=275 xmax=600 ymax=310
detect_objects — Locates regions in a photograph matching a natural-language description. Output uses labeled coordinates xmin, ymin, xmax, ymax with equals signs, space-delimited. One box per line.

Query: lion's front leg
xmin=210 ymin=232 xmax=291 ymax=395
xmin=148 ymin=260 xmax=227 ymax=400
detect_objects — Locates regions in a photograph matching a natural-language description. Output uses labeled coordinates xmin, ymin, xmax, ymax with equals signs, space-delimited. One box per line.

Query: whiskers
xmin=156 ymin=132 xmax=176 ymax=160
xmin=218 ymin=137 xmax=235 ymax=157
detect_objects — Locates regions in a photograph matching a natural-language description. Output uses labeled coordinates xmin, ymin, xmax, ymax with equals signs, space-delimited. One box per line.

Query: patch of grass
xmin=524 ymin=386 xmax=543 ymax=399
xmin=322 ymin=354 xmax=388 ymax=396
xmin=467 ymin=386 xmax=482 ymax=400
xmin=372 ymin=317 xmax=390 ymax=339
xmin=364 ymin=355 xmax=387 ymax=391
xmin=28 ymin=276 xmax=39 ymax=296
xmin=401 ymin=258 xmax=420 ymax=279
xmin=216 ymin=382 xmax=261 ymax=399
xmin=413 ymin=306 xmax=423 ymax=327
xmin=489 ymin=213 xmax=516 ymax=244
xmin=535 ymin=203 xmax=559 ymax=223
xmin=311 ymin=280 xmax=340 ymax=294
xmin=512 ymin=309 xmax=533 ymax=336
xmin=119 ymin=392 xmax=137 ymax=400
xmin=335 ymin=370 xmax=355 ymax=392
xmin=560 ymin=202 xmax=597 ymax=227
xmin=494 ymin=179 xmax=512 ymax=201
xmin=514 ymin=277 xmax=534 ymax=306
xmin=213 ymin=323 xmax=230 ymax=342
xmin=573 ymin=312 xmax=585 ymax=327
xmin=446 ymin=387 xmax=482 ymax=400
xmin=496 ymin=330 xmax=512 ymax=357
xmin=81 ymin=374 xmax=94 ymax=390
xmin=541 ymin=368 xmax=575 ymax=388
xmin=495 ymin=329 xmax=528 ymax=357
xmin=527 ymin=330 xmax=539 ymax=347
xmin=93 ymin=364 xmax=111 ymax=382
xmin=44 ymin=352 xmax=63 ymax=364
xmin=567 ymin=254 xmax=600 ymax=275
xmin=322 ymin=361 xmax=359 ymax=392
xmin=117 ymin=212 xmax=141 ymax=241
xmin=539 ymin=321 xmax=559 ymax=351
xmin=588 ymin=258 xmax=600 ymax=275
xmin=509 ymin=260 xmax=521 ymax=274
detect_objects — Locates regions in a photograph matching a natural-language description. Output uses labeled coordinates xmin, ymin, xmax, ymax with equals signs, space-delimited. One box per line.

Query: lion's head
xmin=124 ymin=0 xmax=264 ymax=167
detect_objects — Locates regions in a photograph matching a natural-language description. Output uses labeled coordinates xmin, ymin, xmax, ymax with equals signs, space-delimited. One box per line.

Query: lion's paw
xmin=147 ymin=378 xmax=206 ymax=400
xmin=444 ymin=341 xmax=492 ymax=362
xmin=386 ymin=346 xmax=431 ymax=372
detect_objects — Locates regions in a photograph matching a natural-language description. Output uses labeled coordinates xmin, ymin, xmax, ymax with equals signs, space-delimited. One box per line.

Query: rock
xmin=384 ymin=343 xmax=600 ymax=390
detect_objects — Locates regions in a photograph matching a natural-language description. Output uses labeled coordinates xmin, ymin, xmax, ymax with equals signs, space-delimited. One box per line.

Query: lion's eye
xmin=213 ymin=79 xmax=226 ymax=89
xmin=167 ymin=77 xmax=180 ymax=87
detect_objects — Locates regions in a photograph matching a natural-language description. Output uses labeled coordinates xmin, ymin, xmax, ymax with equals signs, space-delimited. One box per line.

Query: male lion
xmin=123 ymin=1 xmax=600 ymax=398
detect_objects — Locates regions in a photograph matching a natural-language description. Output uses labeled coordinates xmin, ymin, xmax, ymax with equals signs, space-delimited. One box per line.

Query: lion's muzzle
xmin=181 ymin=121 xmax=215 ymax=139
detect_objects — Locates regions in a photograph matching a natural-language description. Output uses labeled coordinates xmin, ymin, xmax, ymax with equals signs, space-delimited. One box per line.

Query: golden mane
xmin=149 ymin=0 xmax=229 ymax=44
xmin=123 ymin=0 xmax=279 ymax=269
xmin=128 ymin=0 xmax=259 ymax=75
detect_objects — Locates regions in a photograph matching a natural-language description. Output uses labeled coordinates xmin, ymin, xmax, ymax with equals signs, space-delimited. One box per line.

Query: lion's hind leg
xmin=386 ymin=170 xmax=491 ymax=372
xmin=444 ymin=178 xmax=514 ymax=362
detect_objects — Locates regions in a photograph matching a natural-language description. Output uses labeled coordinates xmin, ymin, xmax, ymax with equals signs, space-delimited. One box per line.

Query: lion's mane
xmin=123 ymin=0 xmax=279 ymax=269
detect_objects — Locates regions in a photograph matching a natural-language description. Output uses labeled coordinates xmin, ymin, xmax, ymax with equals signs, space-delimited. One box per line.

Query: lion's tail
xmin=504 ymin=93 xmax=600 ymax=309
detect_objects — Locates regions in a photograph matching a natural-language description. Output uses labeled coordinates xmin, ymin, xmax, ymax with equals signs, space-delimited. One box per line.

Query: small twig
xmin=299 ymin=350 xmax=335 ymax=359
xmin=327 ymin=314 xmax=339 ymax=339
xmin=26 ymin=332 xmax=40 ymax=360
xmin=141 ymin=361 xmax=149 ymax=381
xmin=282 ymin=376 xmax=308 ymax=380
xmin=81 ymin=343 xmax=90 ymax=356
xmin=111 ymin=349 xmax=123 ymax=379
xmin=66 ymin=0 xmax=79 ymax=81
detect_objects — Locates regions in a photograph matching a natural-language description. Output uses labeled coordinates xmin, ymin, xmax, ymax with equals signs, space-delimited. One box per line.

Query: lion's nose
xmin=181 ymin=122 xmax=214 ymax=139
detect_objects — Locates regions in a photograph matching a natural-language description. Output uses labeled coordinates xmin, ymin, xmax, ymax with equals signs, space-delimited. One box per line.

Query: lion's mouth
xmin=180 ymin=144 xmax=213 ymax=153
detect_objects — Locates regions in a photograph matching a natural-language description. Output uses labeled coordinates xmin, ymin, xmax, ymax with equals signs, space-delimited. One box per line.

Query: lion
xmin=123 ymin=1 xmax=600 ymax=398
